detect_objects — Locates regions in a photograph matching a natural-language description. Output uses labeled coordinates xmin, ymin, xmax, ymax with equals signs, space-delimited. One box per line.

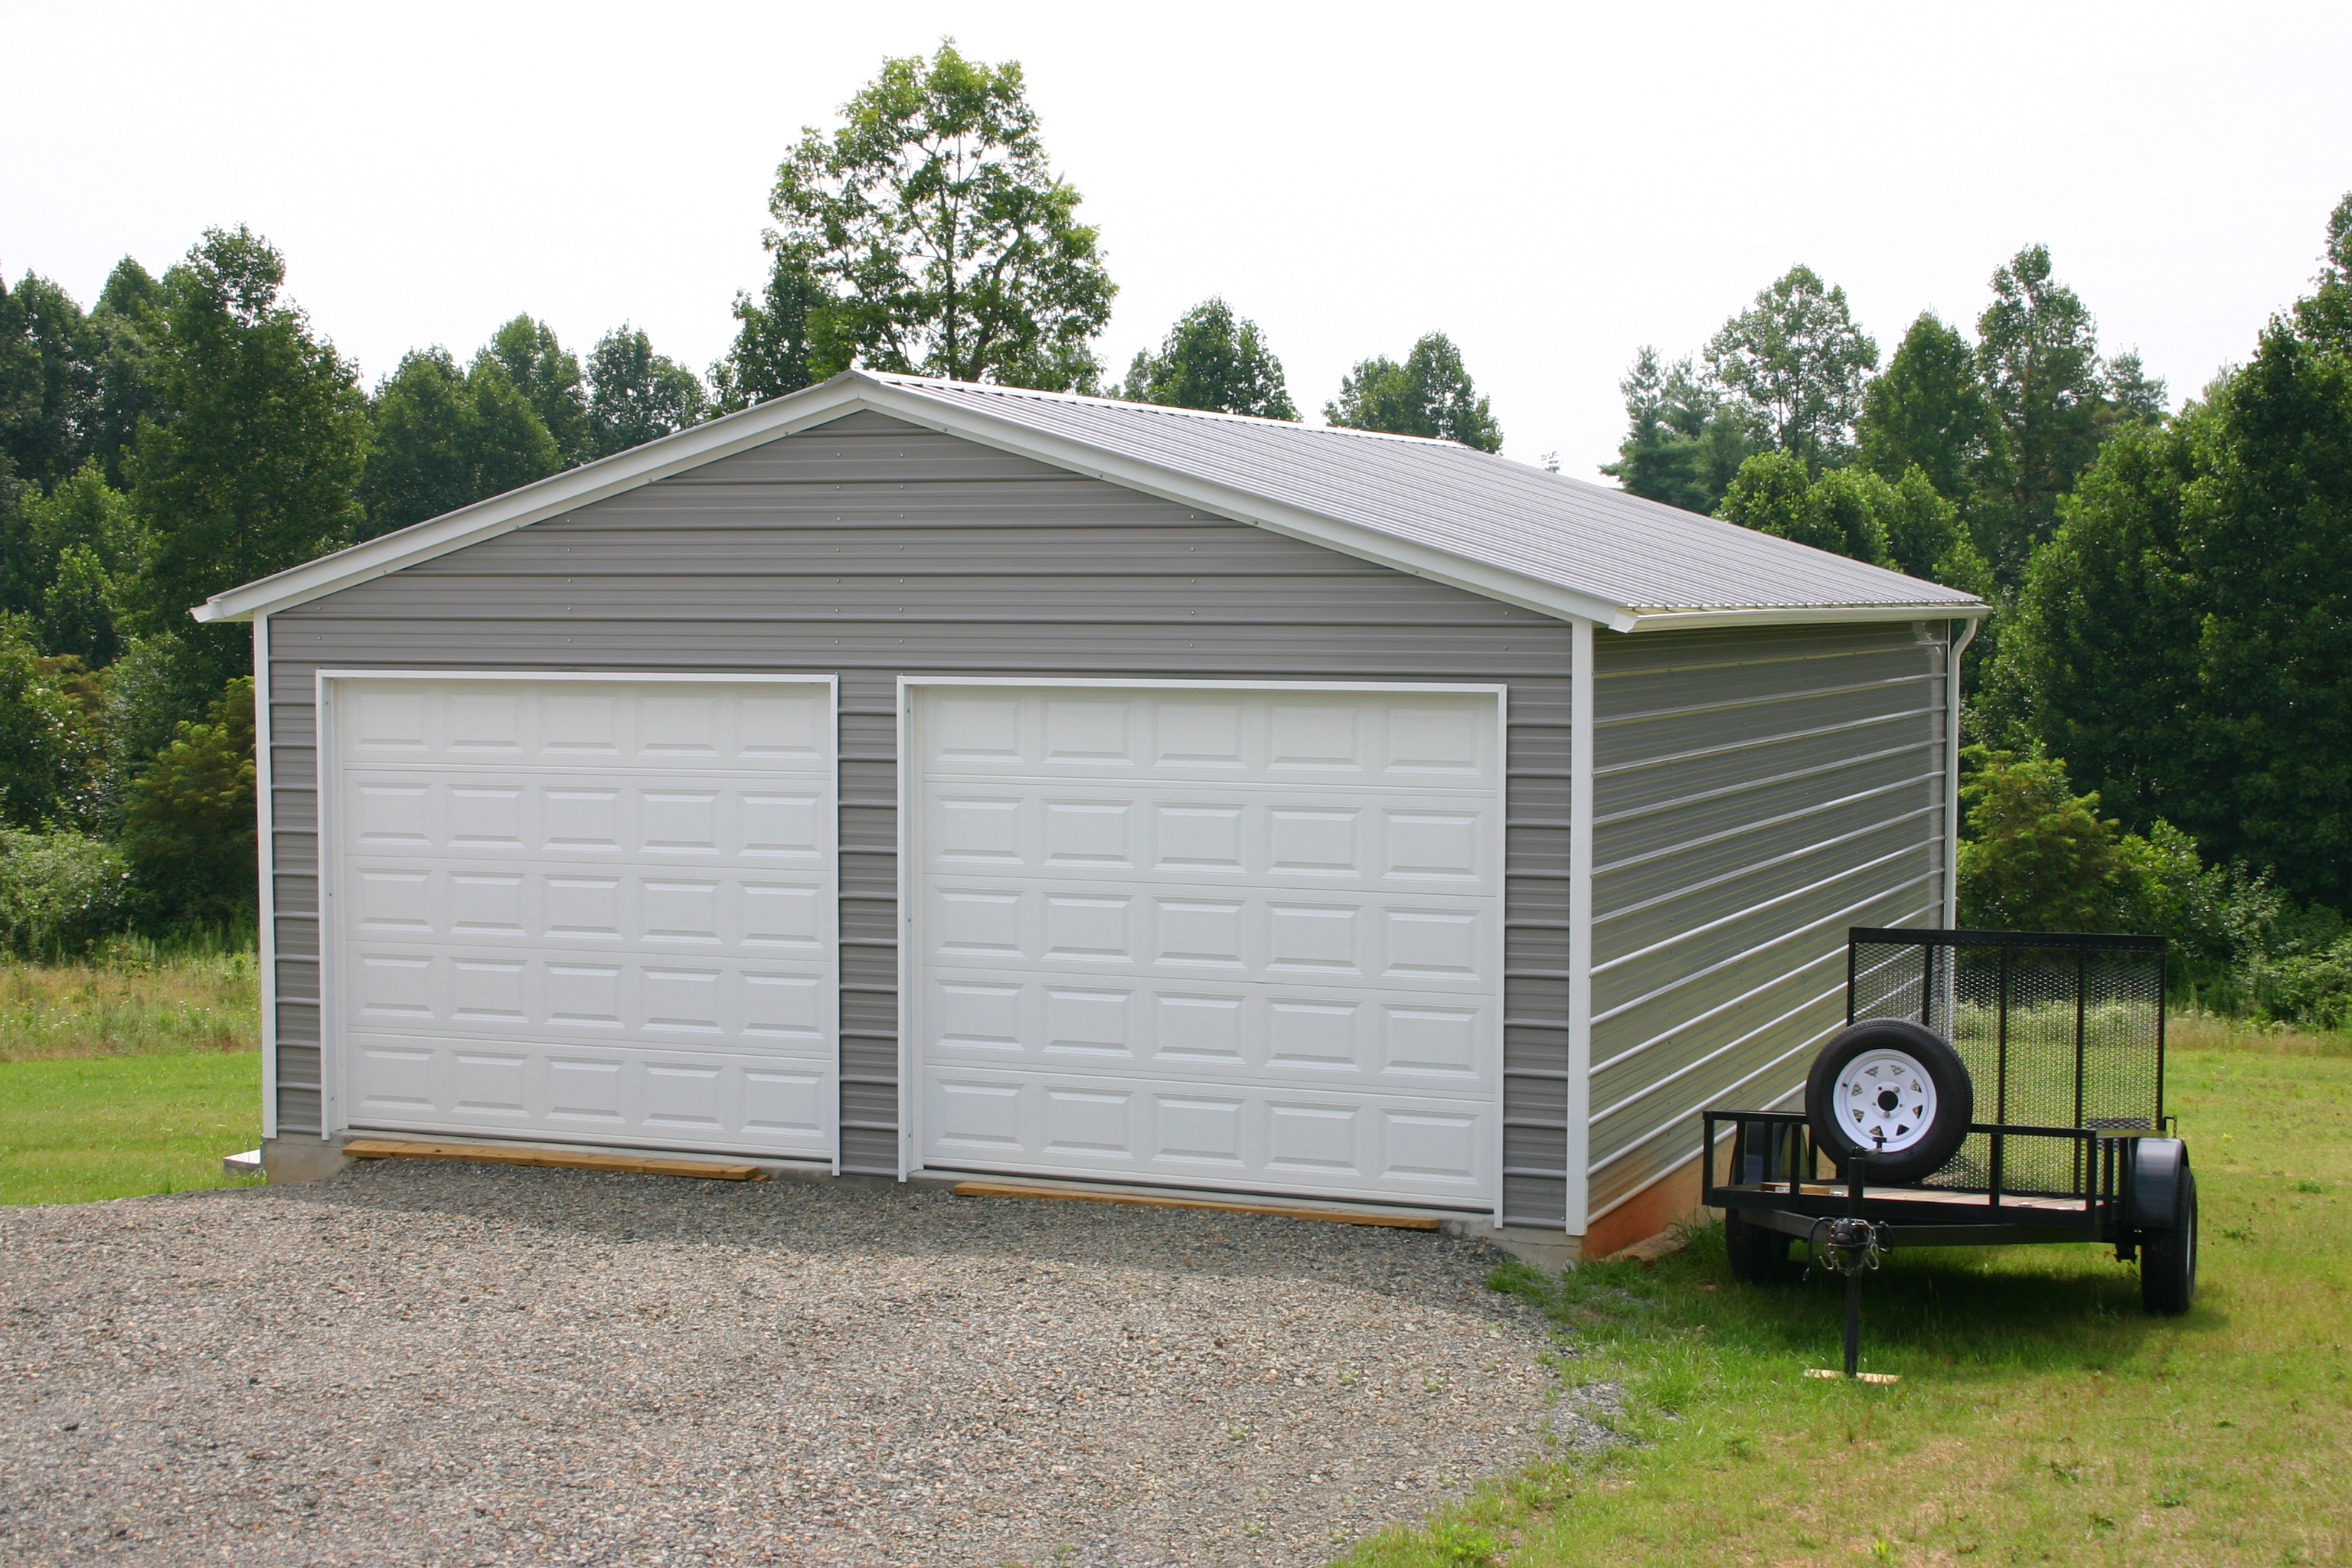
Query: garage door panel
xmin=913 ymin=683 xmax=1498 ymax=1206
xmin=345 ymin=680 xmax=831 ymax=771
xmin=332 ymin=677 xmax=837 ymax=1158
xmin=345 ymin=944 xmax=833 ymax=1053
xmin=920 ymin=1066 xmax=1492 ymax=1203
xmin=919 ymin=879 xmax=1496 ymax=995
xmin=346 ymin=1031 xmax=833 ymax=1155
xmin=345 ymin=863 xmax=831 ymax=956
xmin=923 ymin=969 xmax=1491 ymax=1093
xmin=919 ymin=783 xmax=1498 ymax=892
xmin=341 ymin=773 xmax=828 ymax=866
xmin=918 ymin=687 xmax=1499 ymax=788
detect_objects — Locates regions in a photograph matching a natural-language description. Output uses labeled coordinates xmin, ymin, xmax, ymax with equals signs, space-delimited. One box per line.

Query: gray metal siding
xmin=1584 ymin=621 xmax=1951 ymax=1222
xmin=268 ymin=411 xmax=1575 ymax=1223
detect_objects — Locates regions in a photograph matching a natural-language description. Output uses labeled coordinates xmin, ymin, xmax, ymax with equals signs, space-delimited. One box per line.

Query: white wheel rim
xmin=1834 ymin=1047 xmax=1939 ymax=1154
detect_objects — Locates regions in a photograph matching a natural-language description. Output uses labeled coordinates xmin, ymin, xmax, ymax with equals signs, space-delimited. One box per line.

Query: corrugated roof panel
xmin=880 ymin=376 xmax=1982 ymax=616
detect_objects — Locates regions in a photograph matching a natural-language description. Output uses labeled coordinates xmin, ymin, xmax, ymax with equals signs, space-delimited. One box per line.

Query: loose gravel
xmin=0 ymin=1161 xmax=1607 ymax=1566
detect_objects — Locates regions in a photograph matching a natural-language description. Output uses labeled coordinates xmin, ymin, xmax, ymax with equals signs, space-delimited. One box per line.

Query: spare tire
xmin=1805 ymin=1019 xmax=1974 ymax=1184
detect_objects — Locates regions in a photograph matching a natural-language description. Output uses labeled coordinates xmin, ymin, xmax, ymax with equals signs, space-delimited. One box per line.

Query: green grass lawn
xmin=1 ymin=942 xmax=265 ymax=1205
xmin=0 ymin=1050 xmax=266 ymax=1204
xmin=1351 ymin=1027 xmax=2352 ymax=1568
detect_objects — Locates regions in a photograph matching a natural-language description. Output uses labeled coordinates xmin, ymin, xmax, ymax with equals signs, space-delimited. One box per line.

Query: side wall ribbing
xmin=264 ymin=411 xmax=1577 ymax=1225
xmin=1583 ymin=620 xmax=1952 ymax=1223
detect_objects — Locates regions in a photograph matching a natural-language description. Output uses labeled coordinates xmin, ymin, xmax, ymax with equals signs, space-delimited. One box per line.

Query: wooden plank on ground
xmin=949 ymin=1180 xmax=1442 ymax=1229
xmin=341 ymin=1138 xmax=766 ymax=1181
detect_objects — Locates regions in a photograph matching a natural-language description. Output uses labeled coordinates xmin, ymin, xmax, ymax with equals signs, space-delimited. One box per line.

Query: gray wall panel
xmin=1586 ymin=620 xmax=1952 ymax=1224
xmin=269 ymin=411 xmax=1575 ymax=1217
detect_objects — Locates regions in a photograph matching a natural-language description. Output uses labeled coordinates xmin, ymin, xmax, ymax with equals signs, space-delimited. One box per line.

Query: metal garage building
xmin=197 ymin=371 xmax=1984 ymax=1257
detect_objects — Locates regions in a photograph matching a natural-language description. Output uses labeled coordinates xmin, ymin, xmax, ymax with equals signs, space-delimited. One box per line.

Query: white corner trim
xmin=1945 ymin=617 xmax=1981 ymax=929
xmin=253 ymin=613 xmax=279 ymax=1142
xmin=1566 ymin=618 xmax=1596 ymax=1233
xmin=895 ymin=677 xmax=917 ymax=1184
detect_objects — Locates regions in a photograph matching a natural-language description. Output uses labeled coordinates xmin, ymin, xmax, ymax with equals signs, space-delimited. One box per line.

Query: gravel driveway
xmin=0 ymin=1162 xmax=1601 ymax=1566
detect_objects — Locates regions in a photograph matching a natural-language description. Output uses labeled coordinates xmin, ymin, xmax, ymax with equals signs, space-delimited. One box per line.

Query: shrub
xmin=0 ymin=828 xmax=136 ymax=955
xmin=120 ymin=676 xmax=256 ymax=926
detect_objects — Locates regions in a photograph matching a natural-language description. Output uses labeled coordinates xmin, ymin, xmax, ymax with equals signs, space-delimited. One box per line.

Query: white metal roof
xmin=194 ymin=370 xmax=1986 ymax=632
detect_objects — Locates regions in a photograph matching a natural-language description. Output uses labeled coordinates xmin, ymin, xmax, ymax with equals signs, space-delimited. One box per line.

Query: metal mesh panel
xmin=1848 ymin=929 xmax=2164 ymax=1196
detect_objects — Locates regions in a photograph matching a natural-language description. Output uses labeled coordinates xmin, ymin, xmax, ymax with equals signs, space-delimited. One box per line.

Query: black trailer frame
xmin=1703 ymin=926 xmax=2188 ymax=1368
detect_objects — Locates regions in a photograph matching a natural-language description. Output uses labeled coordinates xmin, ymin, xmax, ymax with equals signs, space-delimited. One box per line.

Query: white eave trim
xmin=191 ymin=370 xmax=1991 ymax=632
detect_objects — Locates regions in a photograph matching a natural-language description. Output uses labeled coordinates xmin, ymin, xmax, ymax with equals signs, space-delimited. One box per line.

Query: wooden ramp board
xmin=341 ymin=1138 xmax=766 ymax=1181
xmin=949 ymin=1181 xmax=1442 ymax=1229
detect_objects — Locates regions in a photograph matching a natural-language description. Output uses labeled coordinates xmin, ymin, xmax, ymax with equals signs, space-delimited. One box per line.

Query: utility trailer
xmin=1704 ymin=929 xmax=2197 ymax=1373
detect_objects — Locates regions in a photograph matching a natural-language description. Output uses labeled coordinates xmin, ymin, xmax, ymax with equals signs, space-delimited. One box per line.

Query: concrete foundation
xmin=261 ymin=1135 xmax=354 ymax=1185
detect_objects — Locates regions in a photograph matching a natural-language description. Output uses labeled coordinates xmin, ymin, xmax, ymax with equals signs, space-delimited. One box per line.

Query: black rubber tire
xmin=1724 ymin=1209 xmax=1794 ymax=1285
xmin=2141 ymin=1168 xmax=2198 ymax=1315
xmin=1805 ymin=1019 xmax=1975 ymax=1185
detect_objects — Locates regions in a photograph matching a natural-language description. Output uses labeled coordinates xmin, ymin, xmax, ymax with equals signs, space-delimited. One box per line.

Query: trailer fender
xmin=2128 ymin=1138 xmax=2192 ymax=1231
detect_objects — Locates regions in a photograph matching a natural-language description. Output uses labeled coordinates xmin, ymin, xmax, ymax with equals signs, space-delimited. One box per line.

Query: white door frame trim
xmin=312 ymin=668 xmax=841 ymax=1155
xmin=896 ymin=675 xmax=1511 ymax=1217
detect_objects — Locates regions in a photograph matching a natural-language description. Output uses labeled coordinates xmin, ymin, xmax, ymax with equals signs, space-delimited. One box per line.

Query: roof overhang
xmin=193 ymin=371 xmax=1988 ymax=632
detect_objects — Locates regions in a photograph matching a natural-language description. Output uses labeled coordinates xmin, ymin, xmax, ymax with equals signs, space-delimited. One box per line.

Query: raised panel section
xmin=328 ymin=678 xmax=838 ymax=1159
xmin=911 ymin=684 xmax=1501 ymax=1208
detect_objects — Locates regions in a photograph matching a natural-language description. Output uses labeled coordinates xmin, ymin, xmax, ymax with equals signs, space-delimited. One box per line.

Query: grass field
xmin=0 ymin=940 xmax=263 ymax=1204
xmin=1353 ymin=1024 xmax=2352 ymax=1568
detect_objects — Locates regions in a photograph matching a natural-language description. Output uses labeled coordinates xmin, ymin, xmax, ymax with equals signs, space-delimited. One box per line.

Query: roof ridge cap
xmin=870 ymin=372 xmax=1470 ymax=448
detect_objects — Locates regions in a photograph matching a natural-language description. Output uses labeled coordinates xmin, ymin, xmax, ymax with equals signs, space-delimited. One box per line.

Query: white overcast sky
xmin=5 ymin=0 xmax=2347 ymax=478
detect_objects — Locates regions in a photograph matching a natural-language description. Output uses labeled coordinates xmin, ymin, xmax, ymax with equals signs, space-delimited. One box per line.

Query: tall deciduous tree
xmin=767 ymin=42 xmax=1116 ymax=391
xmin=710 ymin=250 xmax=833 ymax=414
xmin=87 ymin=259 xmax=165 ymax=489
xmin=128 ymin=227 xmax=368 ymax=690
xmin=1325 ymin=332 xmax=1501 ymax=452
xmin=1998 ymin=234 xmax=2352 ymax=906
xmin=1857 ymin=312 xmax=1989 ymax=500
xmin=1974 ymin=244 xmax=2109 ymax=573
xmin=482 ymin=315 xmax=591 ymax=466
xmin=1704 ymin=265 xmax=1877 ymax=469
xmin=1601 ymin=347 xmax=1760 ymax=511
xmin=0 ymin=274 xmax=99 ymax=492
xmin=584 ymin=327 xmax=707 ymax=459
xmin=1119 ymin=298 xmax=1297 ymax=420
xmin=361 ymin=348 xmax=560 ymax=539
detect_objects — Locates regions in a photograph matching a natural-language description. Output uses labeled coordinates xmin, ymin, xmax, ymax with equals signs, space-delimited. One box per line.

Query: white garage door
xmin=907 ymin=681 xmax=1504 ymax=1210
xmin=325 ymin=674 xmax=838 ymax=1161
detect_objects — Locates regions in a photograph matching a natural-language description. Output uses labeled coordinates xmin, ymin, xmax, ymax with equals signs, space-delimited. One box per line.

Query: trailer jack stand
xmin=1805 ymin=1159 xmax=1901 ymax=1383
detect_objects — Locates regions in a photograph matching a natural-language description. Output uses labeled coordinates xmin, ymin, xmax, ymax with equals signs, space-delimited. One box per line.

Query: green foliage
xmin=0 ymin=615 xmax=100 ymax=830
xmin=0 ymin=828 xmax=135 ymax=955
xmin=119 ymin=676 xmax=256 ymax=927
xmin=126 ymin=227 xmax=367 ymax=691
xmin=1600 ymin=348 xmax=1760 ymax=511
xmin=1956 ymin=746 xmax=2135 ymax=931
xmin=0 ymin=272 xmax=100 ymax=492
xmin=1716 ymin=452 xmax=1991 ymax=599
xmin=1704 ymin=264 xmax=1877 ymax=469
xmin=710 ymin=250 xmax=834 ymax=413
xmin=86 ymin=257 xmax=165 ymax=488
xmin=361 ymin=346 xmax=560 ymax=538
xmin=767 ymin=41 xmax=1116 ymax=391
xmin=1972 ymin=245 xmax=2109 ymax=573
xmin=2290 ymin=191 xmax=2352 ymax=351
xmin=1996 ymin=287 xmax=2352 ymax=908
xmin=1119 ymin=298 xmax=1298 ymax=420
xmin=584 ymin=325 xmax=707 ymax=459
xmin=39 ymin=544 xmax=119 ymax=665
xmin=1857 ymin=312 xmax=1989 ymax=500
xmin=1325 ymin=332 xmax=1501 ymax=451
xmin=482 ymin=315 xmax=591 ymax=466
